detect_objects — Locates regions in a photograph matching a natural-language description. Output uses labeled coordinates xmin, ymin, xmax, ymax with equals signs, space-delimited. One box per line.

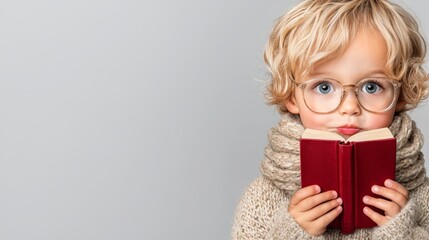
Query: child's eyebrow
xmin=308 ymin=69 xmax=389 ymax=79
xmin=363 ymin=69 xmax=389 ymax=76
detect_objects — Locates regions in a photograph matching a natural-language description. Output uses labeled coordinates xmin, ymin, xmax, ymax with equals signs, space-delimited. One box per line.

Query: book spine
xmin=338 ymin=143 xmax=355 ymax=234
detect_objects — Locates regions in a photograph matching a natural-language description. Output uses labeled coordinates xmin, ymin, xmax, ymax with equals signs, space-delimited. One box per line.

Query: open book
xmin=300 ymin=128 xmax=396 ymax=234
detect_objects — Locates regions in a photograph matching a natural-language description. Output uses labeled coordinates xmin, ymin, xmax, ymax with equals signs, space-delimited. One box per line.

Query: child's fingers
xmin=290 ymin=185 xmax=321 ymax=206
xmin=363 ymin=206 xmax=388 ymax=226
xmin=363 ymin=196 xmax=401 ymax=217
xmin=304 ymin=197 xmax=343 ymax=221
xmin=292 ymin=190 xmax=339 ymax=214
xmin=297 ymin=190 xmax=338 ymax=212
xmin=384 ymin=179 xmax=409 ymax=200
xmin=371 ymin=185 xmax=408 ymax=208
xmin=314 ymin=205 xmax=343 ymax=228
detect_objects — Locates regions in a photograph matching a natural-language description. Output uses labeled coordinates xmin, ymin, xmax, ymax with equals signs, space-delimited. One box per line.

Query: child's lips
xmin=337 ymin=127 xmax=361 ymax=135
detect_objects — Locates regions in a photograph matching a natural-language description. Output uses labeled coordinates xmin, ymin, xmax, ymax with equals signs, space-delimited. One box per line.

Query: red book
xmin=300 ymin=128 xmax=396 ymax=234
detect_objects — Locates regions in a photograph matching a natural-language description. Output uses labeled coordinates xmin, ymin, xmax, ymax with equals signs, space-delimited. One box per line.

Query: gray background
xmin=0 ymin=0 xmax=427 ymax=239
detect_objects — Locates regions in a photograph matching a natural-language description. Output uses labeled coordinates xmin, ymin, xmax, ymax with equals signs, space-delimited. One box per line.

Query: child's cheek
xmin=299 ymin=112 xmax=334 ymax=130
xmin=352 ymin=110 xmax=397 ymax=130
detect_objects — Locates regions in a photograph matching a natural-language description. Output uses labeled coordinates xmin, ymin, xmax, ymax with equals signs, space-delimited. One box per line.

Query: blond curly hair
xmin=264 ymin=0 xmax=428 ymax=113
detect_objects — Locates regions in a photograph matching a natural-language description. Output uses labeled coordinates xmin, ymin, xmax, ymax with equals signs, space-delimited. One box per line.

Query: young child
xmin=232 ymin=0 xmax=429 ymax=239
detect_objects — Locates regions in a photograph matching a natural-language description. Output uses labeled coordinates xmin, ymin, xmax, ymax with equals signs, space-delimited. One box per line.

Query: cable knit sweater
xmin=232 ymin=112 xmax=429 ymax=239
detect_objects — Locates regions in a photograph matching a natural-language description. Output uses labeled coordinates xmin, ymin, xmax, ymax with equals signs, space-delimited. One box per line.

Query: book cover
xmin=299 ymin=128 xmax=396 ymax=234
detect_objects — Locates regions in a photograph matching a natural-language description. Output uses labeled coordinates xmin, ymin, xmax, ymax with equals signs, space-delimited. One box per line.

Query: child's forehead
xmin=301 ymin=29 xmax=389 ymax=79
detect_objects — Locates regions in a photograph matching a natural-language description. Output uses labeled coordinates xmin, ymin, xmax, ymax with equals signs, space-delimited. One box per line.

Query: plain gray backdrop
xmin=0 ymin=0 xmax=428 ymax=239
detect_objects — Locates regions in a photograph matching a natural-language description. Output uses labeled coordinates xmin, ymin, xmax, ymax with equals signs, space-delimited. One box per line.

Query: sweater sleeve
xmin=371 ymin=179 xmax=429 ymax=240
xmin=231 ymin=177 xmax=324 ymax=240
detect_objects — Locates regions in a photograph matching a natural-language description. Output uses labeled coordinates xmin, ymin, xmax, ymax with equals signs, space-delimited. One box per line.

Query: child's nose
xmin=338 ymin=90 xmax=362 ymax=115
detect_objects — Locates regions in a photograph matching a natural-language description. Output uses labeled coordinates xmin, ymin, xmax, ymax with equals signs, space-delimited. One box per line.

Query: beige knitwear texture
xmin=232 ymin=112 xmax=429 ymax=239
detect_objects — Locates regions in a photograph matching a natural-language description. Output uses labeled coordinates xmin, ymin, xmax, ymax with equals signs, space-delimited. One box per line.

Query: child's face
xmin=286 ymin=29 xmax=401 ymax=139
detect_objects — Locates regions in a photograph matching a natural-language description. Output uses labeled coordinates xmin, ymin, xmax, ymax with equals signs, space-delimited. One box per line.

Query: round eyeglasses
xmin=294 ymin=78 xmax=401 ymax=113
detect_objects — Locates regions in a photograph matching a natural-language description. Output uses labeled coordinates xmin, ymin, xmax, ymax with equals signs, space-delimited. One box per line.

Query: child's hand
xmin=363 ymin=179 xmax=409 ymax=226
xmin=288 ymin=185 xmax=343 ymax=236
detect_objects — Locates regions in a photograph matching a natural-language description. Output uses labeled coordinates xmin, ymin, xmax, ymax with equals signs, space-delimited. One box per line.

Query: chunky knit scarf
xmin=260 ymin=112 xmax=426 ymax=195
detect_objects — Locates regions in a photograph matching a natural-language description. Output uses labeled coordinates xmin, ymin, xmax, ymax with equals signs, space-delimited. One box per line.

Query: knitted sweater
xmin=232 ymin=112 xmax=429 ymax=239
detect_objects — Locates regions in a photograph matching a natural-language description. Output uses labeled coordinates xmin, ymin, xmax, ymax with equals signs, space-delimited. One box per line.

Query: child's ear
xmin=285 ymin=95 xmax=300 ymax=114
xmin=395 ymin=100 xmax=407 ymax=112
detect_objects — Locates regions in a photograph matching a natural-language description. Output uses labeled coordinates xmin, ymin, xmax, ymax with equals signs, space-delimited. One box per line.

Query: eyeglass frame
xmin=293 ymin=77 xmax=402 ymax=114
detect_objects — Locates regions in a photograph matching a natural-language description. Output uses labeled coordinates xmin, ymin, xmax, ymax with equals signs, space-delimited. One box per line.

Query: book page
xmin=302 ymin=128 xmax=394 ymax=142
xmin=348 ymin=128 xmax=393 ymax=142
xmin=301 ymin=128 xmax=345 ymax=141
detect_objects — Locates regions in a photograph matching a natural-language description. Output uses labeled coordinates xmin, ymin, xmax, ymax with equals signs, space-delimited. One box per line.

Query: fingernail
xmin=332 ymin=191 xmax=338 ymax=198
xmin=363 ymin=207 xmax=369 ymax=213
xmin=385 ymin=179 xmax=393 ymax=187
xmin=315 ymin=185 xmax=321 ymax=193
xmin=372 ymin=186 xmax=379 ymax=193
xmin=337 ymin=198 xmax=343 ymax=205
xmin=363 ymin=196 xmax=369 ymax=203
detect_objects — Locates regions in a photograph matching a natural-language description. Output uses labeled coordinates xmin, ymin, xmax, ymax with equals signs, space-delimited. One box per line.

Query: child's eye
xmin=314 ymin=82 xmax=335 ymax=94
xmin=361 ymin=81 xmax=383 ymax=94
